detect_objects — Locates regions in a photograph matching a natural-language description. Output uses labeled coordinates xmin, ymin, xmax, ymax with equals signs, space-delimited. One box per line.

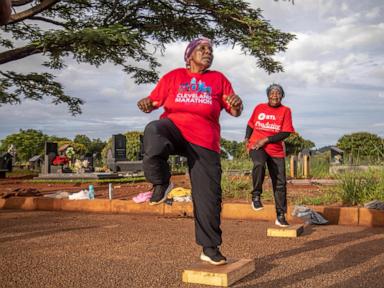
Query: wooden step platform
xmin=182 ymin=258 xmax=255 ymax=287
xmin=267 ymin=224 xmax=304 ymax=238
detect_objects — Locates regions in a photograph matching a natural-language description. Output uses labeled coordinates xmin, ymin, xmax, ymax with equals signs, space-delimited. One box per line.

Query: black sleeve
xmin=245 ymin=125 xmax=253 ymax=139
xmin=268 ymin=132 xmax=291 ymax=143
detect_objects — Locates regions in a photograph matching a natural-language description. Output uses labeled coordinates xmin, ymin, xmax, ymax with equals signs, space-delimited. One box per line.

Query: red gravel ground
xmin=1 ymin=210 xmax=383 ymax=287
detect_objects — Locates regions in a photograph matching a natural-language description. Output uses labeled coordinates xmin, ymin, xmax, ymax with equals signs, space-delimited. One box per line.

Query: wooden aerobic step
xmin=182 ymin=258 xmax=255 ymax=287
xmin=267 ymin=224 xmax=304 ymax=238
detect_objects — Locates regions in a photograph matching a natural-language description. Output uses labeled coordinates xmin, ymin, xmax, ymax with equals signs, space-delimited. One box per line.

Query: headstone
xmin=0 ymin=152 xmax=13 ymax=172
xmin=43 ymin=142 xmax=58 ymax=174
xmin=112 ymin=134 xmax=127 ymax=161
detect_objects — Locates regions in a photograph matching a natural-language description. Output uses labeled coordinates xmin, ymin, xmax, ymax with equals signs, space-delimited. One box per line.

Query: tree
xmin=285 ymin=133 xmax=315 ymax=156
xmin=73 ymin=134 xmax=91 ymax=150
xmin=337 ymin=132 xmax=384 ymax=158
xmin=1 ymin=0 xmax=295 ymax=115
xmin=74 ymin=134 xmax=106 ymax=157
xmin=220 ymin=137 xmax=247 ymax=160
xmin=57 ymin=140 xmax=86 ymax=157
xmin=47 ymin=135 xmax=70 ymax=142
xmin=0 ymin=128 xmax=48 ymax=162
xmin=88 ymin=138 xmax=106 ymax=159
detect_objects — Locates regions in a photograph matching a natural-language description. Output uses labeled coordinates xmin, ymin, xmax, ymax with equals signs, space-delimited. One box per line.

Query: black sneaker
xmin=149 ymin=182 xmax=174 ymax=205
xmin=200 ymin=247 xmax=227 ymax=265
xmin=275 ymin=214 xmax=290 ymax=227
xmin=251 ymin=196 xmax=263 ymax=211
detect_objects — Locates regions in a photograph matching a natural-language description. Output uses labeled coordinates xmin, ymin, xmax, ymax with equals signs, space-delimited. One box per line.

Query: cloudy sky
xmin=1 ymin=0 xmax=383 ymax=148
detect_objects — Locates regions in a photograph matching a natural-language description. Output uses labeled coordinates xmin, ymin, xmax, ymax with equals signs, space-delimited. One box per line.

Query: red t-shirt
xmin=148 ymin=68 xmax=234 ymax=153
xmin=247 ymin=103 xmax=295 ymax=158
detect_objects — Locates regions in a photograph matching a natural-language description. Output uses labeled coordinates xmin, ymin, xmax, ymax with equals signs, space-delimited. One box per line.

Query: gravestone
xmin=107 ymin=134 xmax=143 ymax=173
xmin=112 ymin=134 xmax=127 ymax=161
xmin=43 ymin=142 xmax=58 ymax=174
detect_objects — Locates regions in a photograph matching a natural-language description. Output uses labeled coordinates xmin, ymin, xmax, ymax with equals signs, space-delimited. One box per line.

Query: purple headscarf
xmin=184 ymin=37 xmax=213 ymax=64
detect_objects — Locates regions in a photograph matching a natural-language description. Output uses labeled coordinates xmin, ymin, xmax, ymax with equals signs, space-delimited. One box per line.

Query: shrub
xmin=337 ymin=168 xmax=384 ymax=205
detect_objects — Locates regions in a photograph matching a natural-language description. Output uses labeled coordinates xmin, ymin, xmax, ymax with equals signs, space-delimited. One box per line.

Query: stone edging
xmin=0 ymin=197 xmax=383 ymax=227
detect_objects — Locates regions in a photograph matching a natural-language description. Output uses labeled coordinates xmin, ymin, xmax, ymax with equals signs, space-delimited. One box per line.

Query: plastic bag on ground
xmin=44 ymin=191 xmax=70 ymax=199
xmin=364 ymin=200 xmax=384 ymax=210
xmin=68 ymin=190 xmax=90 ymax=200
xmin=291 ymin=205 xmax=328 ymax=225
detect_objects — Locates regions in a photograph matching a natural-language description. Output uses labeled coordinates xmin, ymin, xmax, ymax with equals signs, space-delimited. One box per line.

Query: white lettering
xmin=175 ymin=92 xmax=212 ymax=105
xmin=254 ymin=121 xmax=281 ymax=132
xmin=258 ymin=113 xmax=276 ymax=120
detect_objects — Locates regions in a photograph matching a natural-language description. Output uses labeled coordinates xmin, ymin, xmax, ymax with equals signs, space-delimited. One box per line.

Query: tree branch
xmin=0 ymin=44 xmax=41 ymax=64
xmin=30 ymin=16 xmax=66 ymax=27
xmin=11 ymin=0 xmax=34 ymax=7
xmin=8 ymin=0 xmax=60 ymax=25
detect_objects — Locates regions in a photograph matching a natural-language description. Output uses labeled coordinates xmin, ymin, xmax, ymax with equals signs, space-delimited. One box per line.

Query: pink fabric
xmin=132 ymin=191 xmax=153 ymax=203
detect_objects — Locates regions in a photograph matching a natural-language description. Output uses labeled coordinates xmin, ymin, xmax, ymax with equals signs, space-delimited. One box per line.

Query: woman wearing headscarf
xmin=137 ymin=37 xmax=243 ymax=265
xmin=245 ymin=84 xmax=294 ymax=227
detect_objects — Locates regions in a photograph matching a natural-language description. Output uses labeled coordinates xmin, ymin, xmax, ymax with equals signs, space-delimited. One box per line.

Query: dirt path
xmin=1 ymin=210 xmax=383 ymax=287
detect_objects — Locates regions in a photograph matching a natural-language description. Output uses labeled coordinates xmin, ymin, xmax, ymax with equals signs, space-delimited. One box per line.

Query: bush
xmin=337 ymin=168 xmax=384 ymax=205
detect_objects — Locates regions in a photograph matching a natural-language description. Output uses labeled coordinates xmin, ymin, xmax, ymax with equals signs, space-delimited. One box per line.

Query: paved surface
xmin=1 ymin=210 xmax=384 ymax=288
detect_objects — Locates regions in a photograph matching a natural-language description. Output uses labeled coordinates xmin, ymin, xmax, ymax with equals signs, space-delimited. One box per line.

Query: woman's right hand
xmin=137 ymin=97 xmax=158 ymax=113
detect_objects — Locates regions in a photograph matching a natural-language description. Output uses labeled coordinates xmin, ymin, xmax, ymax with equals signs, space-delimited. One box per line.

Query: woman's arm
xmin=268 ymin=132 xmax=291 ymax=143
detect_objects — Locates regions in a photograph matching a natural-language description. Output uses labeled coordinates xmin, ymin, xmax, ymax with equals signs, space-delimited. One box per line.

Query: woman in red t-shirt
xmin=137 ymin=37 xmax=243 ymax=265
xmin=245 ymin=84 xmax=294 ymax=227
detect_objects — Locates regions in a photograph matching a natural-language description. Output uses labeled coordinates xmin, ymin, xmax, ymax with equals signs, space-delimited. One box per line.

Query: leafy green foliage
xmin=73 ymin=134 xmax=92 ymax=150
xmin=57 ymin=140 xmax=86 ymax=158
xmin=1 ymin=0 xmax=295 ymax=114
xmin=285 ymin=133 xmax=315 ymax=155
xmin=309 ymin=153 xmax=331 ymax=178
xmin=337 ymin=169 xmax=384 ymax=205
xmin=220 ymin=138 xmax=248 ymax=160
xmin=0 ymin=129 xmax=48 ymax=162
xmin=337 ymin=132 xmax=384 ymax=158
xmin=73 ymin=134 xmax=106 ymax=159
xmin=0 ymin=71 xmax=83 ymax=115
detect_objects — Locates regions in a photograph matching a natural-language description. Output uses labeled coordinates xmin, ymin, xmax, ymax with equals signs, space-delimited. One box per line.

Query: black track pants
xmin=250 ymin=148 xmax=287 ymax=215
xmin=143 ymin=118 xmax=222 ymax=248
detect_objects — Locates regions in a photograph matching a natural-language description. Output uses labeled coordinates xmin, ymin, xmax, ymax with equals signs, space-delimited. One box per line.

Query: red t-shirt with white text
xmin=148 ymin=68 xmax=234 ymax=153
xmin=247 ymin=103 xmax=294 ymax=158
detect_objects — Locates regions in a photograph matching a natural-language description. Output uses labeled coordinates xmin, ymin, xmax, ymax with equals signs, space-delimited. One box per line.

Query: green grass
xmin=310 ymin=156 xmax=331 ymax=178
xmin=336 ymin=168 xmax=384 ymax=205
xmin=221 ymin=175 xmax=251 ymax=200
xmin=30 ymin=176 xmax=146 ymax=184
xmin=6 ymin=169 xmax=39 ymax=177
xmin=222 ymin=159 xmax=253 ymax=171
xmin=293 ymin=188 xmax=340 ymax=206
